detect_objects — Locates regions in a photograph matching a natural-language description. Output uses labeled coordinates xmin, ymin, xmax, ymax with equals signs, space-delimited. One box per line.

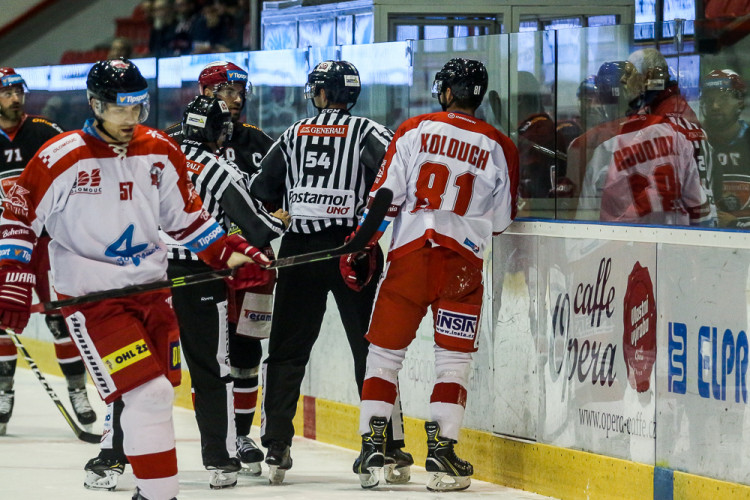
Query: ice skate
xmin=384 ymin=447 xmax=413 ymax=484
xmin=424 ymin=421 xmax=473 ymax=492
xmin=207 ymin=457 xmax=241 ymax=489
xmin=0 ymin=389 xmax=14 ymax=435
xmin=265 ymin=440 xmax=292 ymax=485
xmin=352 ymin=416 xmax=387 ymax=489
xmin=84 ymin=455 xmax=126 ymax=491
xmin=237 ymin=435 xmax=263 ymax=476
xmin=132 ymin=487 xmax=176 ymax=500
xmin=68 ymin=386 xmax=97 ymax=427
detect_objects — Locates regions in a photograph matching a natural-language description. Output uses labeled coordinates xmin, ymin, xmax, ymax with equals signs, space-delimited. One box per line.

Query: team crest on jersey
xmin=150 ymin=162 xmax=165 ymax=187
xmin=4 ymin=184 xmax=29 ymax=217
xmin=70 ymin=169 xmax=102 ymax=195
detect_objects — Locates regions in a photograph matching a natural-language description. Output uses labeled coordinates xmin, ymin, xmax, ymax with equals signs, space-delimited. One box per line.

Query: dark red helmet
xmin=702 ymin=69 xmax=747 ymax=99
xmin=0 ymin=67 xmax=26 ymax=89
xmin=198 ymin=61 xmax=250 ymax=95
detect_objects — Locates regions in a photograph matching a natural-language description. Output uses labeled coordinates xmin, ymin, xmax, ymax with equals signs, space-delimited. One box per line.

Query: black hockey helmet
xmin=182 ymin=95 xmax=233 ymax=144
xmin=432 ymin=58 xmax=488 ymax=110
xmin=595 ymin=61 xmax=636 ymax=105
xmin=87 ymin=59 xmax=149 ymax=123
xmin=304 ymin=60 xmax=361 ymax=109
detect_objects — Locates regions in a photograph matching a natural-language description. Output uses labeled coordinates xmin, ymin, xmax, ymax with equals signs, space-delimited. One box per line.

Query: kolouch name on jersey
xmin=419 ymin=133 xmax=491 ymax=170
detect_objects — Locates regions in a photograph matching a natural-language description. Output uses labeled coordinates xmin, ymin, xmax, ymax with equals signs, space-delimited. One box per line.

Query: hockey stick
xmin=30 ymin=188 xmax=394 ymax=313
xmin=7 ymin=330 xmax=100 ymax=443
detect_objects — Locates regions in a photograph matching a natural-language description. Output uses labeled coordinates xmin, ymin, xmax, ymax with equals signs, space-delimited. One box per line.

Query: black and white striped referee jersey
xmin=165 ymin=138 xmax=285 ymax=261
xmin=249 ymin=108 xmax=393 ymax=234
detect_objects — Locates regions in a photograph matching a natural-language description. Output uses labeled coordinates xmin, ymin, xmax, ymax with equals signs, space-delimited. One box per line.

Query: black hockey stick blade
xmin=30 ymin=188 xmax=393 ymax=312
xmin=7 ymin=331 xmax=100 ymax=443
xmin=267 ymin=187 xmax=393 ymax=269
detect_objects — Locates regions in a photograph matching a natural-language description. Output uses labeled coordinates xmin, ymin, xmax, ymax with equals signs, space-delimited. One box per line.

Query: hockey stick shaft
xmin=31 ymin=188 xmax=394 ymax=313
xmin=7 ymin=331 xmax=100 ymax=443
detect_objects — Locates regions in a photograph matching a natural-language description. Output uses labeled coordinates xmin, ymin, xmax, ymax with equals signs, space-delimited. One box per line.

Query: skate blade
xmin=268 ymin=465 xmax=286 ymax=485
xmin=384 ymin=464 xmax=411 ymax=484
xmin=239 ymin=461 xmax=262 ymax=476
xmin=84 ymin=470 xmax=119 ymax=491
xmin=358 ymin=466 xmax=382 ymax=489
xmin=426 ymin=472 xmax=471 ymax=492
xmin=209 ymin=471 xmax=238 ymax=489
xmin=0 ymin=423 xmax=6 ymax=436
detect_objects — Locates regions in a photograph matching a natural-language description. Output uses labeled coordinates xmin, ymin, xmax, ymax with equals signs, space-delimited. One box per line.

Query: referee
xmin=249 ymin=60 xmax=411 ymax=485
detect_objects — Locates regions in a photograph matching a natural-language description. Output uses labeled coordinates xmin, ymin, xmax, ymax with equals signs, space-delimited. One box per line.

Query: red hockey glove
xmin=218 ymin=234 xmax=272 ymax=267
xmin=0 ymin=268 xmax=35 ymax=333
xmin=339 ymin=232 xmax=379 ymax=292
xmin=223 ymin=237 xmax=275 ymax=290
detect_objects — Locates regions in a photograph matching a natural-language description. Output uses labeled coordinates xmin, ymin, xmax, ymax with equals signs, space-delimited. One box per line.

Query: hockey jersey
xmin=0 ymin=114 xmax=64 ymax=204
xmin=0 ymin=121 xmax=226 ymax=297
xmin=370 ymin=111 xmax=519 ymax=268
xmin=710 ymin=120 xmax=750 ymax=228
xmin=578 ymin=113 xmax=708 ymax=225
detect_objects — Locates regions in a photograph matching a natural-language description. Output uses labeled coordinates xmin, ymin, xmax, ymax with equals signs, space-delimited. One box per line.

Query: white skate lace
xmin=69 ymin=388 xmax=94 ymax=413
xmin=0 ymin=392 xmax=12 ymax=414
xmin=237 ymin=436 xmax=258 ymax=453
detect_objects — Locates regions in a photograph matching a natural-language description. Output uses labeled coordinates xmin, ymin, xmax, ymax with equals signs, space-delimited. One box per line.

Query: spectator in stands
xmin=193 ymin=2 xmax=232 ymax=53
xmin=107 ymin=37 xmax=133 ymax=60
xmin=149 ymin=0 xmax=176 ymax=57
xmin=132 ymin=0 xmax=154 ymax=22
xmin=172 ymin=0 xmax=199 ymax=55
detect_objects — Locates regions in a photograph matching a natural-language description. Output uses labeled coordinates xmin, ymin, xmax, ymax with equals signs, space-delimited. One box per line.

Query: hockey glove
xmin=222 ymin=236 xmax=275 ymax=290
xmin=0 ymin=268 xmax=35 ymax=333
xmin=339 ymin=232 xmax=379 ymax=292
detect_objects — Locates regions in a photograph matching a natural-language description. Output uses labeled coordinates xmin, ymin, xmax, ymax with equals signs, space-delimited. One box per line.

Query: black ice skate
xmin=68 ymin=386 xmax=97 ymax=426
xmin=265 ymin=440 xmax=292 ymax=485
xmin=424 ymin=421 xmax=473 ymax=492
xmin=352 ymin=416 xmax=387 ymax=488
xmin=237 ymin=435 xmax=263 ymax=476
xmin=206 ymin=457 xmax=241 ymax=489
xmin=384 ymin=447 xmax=413 ymax=484
xmin=0 ymin=388 xmax=14 ymax=435
xmin=84 ymin=455 xmax=127 ymax=491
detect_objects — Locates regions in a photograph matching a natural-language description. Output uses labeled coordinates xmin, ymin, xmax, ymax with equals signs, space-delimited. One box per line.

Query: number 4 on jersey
xmin=105 ymin=224 xmax=148 ymax=266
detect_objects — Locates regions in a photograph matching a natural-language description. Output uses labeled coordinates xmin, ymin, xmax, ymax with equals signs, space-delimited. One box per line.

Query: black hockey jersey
xmin=0 ymin=114 xmax=63 ymax=200
xmin=711 ymin=120 xmax=750 ymax=228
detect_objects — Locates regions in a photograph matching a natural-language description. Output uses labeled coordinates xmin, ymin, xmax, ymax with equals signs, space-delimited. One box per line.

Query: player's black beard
xmin=0 ymin=105 xmax=23 ymax=123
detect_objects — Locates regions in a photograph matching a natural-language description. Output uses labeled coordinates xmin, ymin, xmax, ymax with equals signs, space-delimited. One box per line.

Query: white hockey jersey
xmin=0 ymin=121 xmax=226 ymax=297
xmin=578 ymin=113 xmax=708 ymax=225
xmin=369 ymin=111 xmax=519 ymax=268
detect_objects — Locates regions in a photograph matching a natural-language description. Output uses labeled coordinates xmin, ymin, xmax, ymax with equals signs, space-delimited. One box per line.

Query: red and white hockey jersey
xmin=578 ymin=113 xmax=708 ymax=225
xmin=0 ymin=121 xmax=226 ymax=297
xmin=369 ymin=111 xmax=519 ymax=268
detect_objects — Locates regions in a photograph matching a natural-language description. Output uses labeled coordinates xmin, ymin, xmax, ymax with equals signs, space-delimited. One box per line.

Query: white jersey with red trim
xmin=370 ymin=111 xmax=519 ymax=268
xmin=581 ymin=113 xmax=708 ymax=225
xmin=0 ymin=121 xmax=224 ymax=297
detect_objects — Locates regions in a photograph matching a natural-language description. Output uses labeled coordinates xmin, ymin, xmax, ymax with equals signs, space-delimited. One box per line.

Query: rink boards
xmin=16 ymin=219 xmax=750 ymax=500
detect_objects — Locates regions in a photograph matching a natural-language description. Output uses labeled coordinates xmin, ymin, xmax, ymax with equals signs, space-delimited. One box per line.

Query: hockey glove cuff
xmin=0 ymin=268 xmax=35 ymax=333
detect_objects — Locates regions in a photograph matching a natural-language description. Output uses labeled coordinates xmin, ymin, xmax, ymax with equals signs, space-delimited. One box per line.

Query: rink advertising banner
xmin=658 ymin=245 xmax=750 ymax=485
xmin=539 ymin=238 xmax=657 ymax=463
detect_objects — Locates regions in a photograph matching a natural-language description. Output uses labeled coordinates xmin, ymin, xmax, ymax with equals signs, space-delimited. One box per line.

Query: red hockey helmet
xmin=0 ymin=67 xmax=26 ymax=90
xmin=702 ymin=69 xmax=747 ymax=99
xmin=198 ymin=61 xmax=250 ymax=95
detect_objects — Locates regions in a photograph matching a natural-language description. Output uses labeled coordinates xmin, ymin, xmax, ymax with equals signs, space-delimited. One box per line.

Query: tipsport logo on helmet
xmin=226 ymin=70 xmax=248 ymax=83
xmin=0 ymin=74 xmax=23 ymax=87
xmin=116 ymin=88 xmax=149 ymax=106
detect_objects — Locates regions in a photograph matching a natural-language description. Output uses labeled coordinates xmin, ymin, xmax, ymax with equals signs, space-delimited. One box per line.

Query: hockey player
xmin=0 ymin=66 xmax=97 ymax=434
xmin=346 ymin=58 xmax=519 ymax=491
xmin=0 ymin=58 xmax=271 ymax=500
xmin=84 ymin=95 xmax=285 ymax=491
xmin=249 ymin=60 xmax=411 ymax=485
xmin=165 ymin=61 xmax=278 ymax=474
xmin=700 ymin=69 xmax=750 ymax=228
